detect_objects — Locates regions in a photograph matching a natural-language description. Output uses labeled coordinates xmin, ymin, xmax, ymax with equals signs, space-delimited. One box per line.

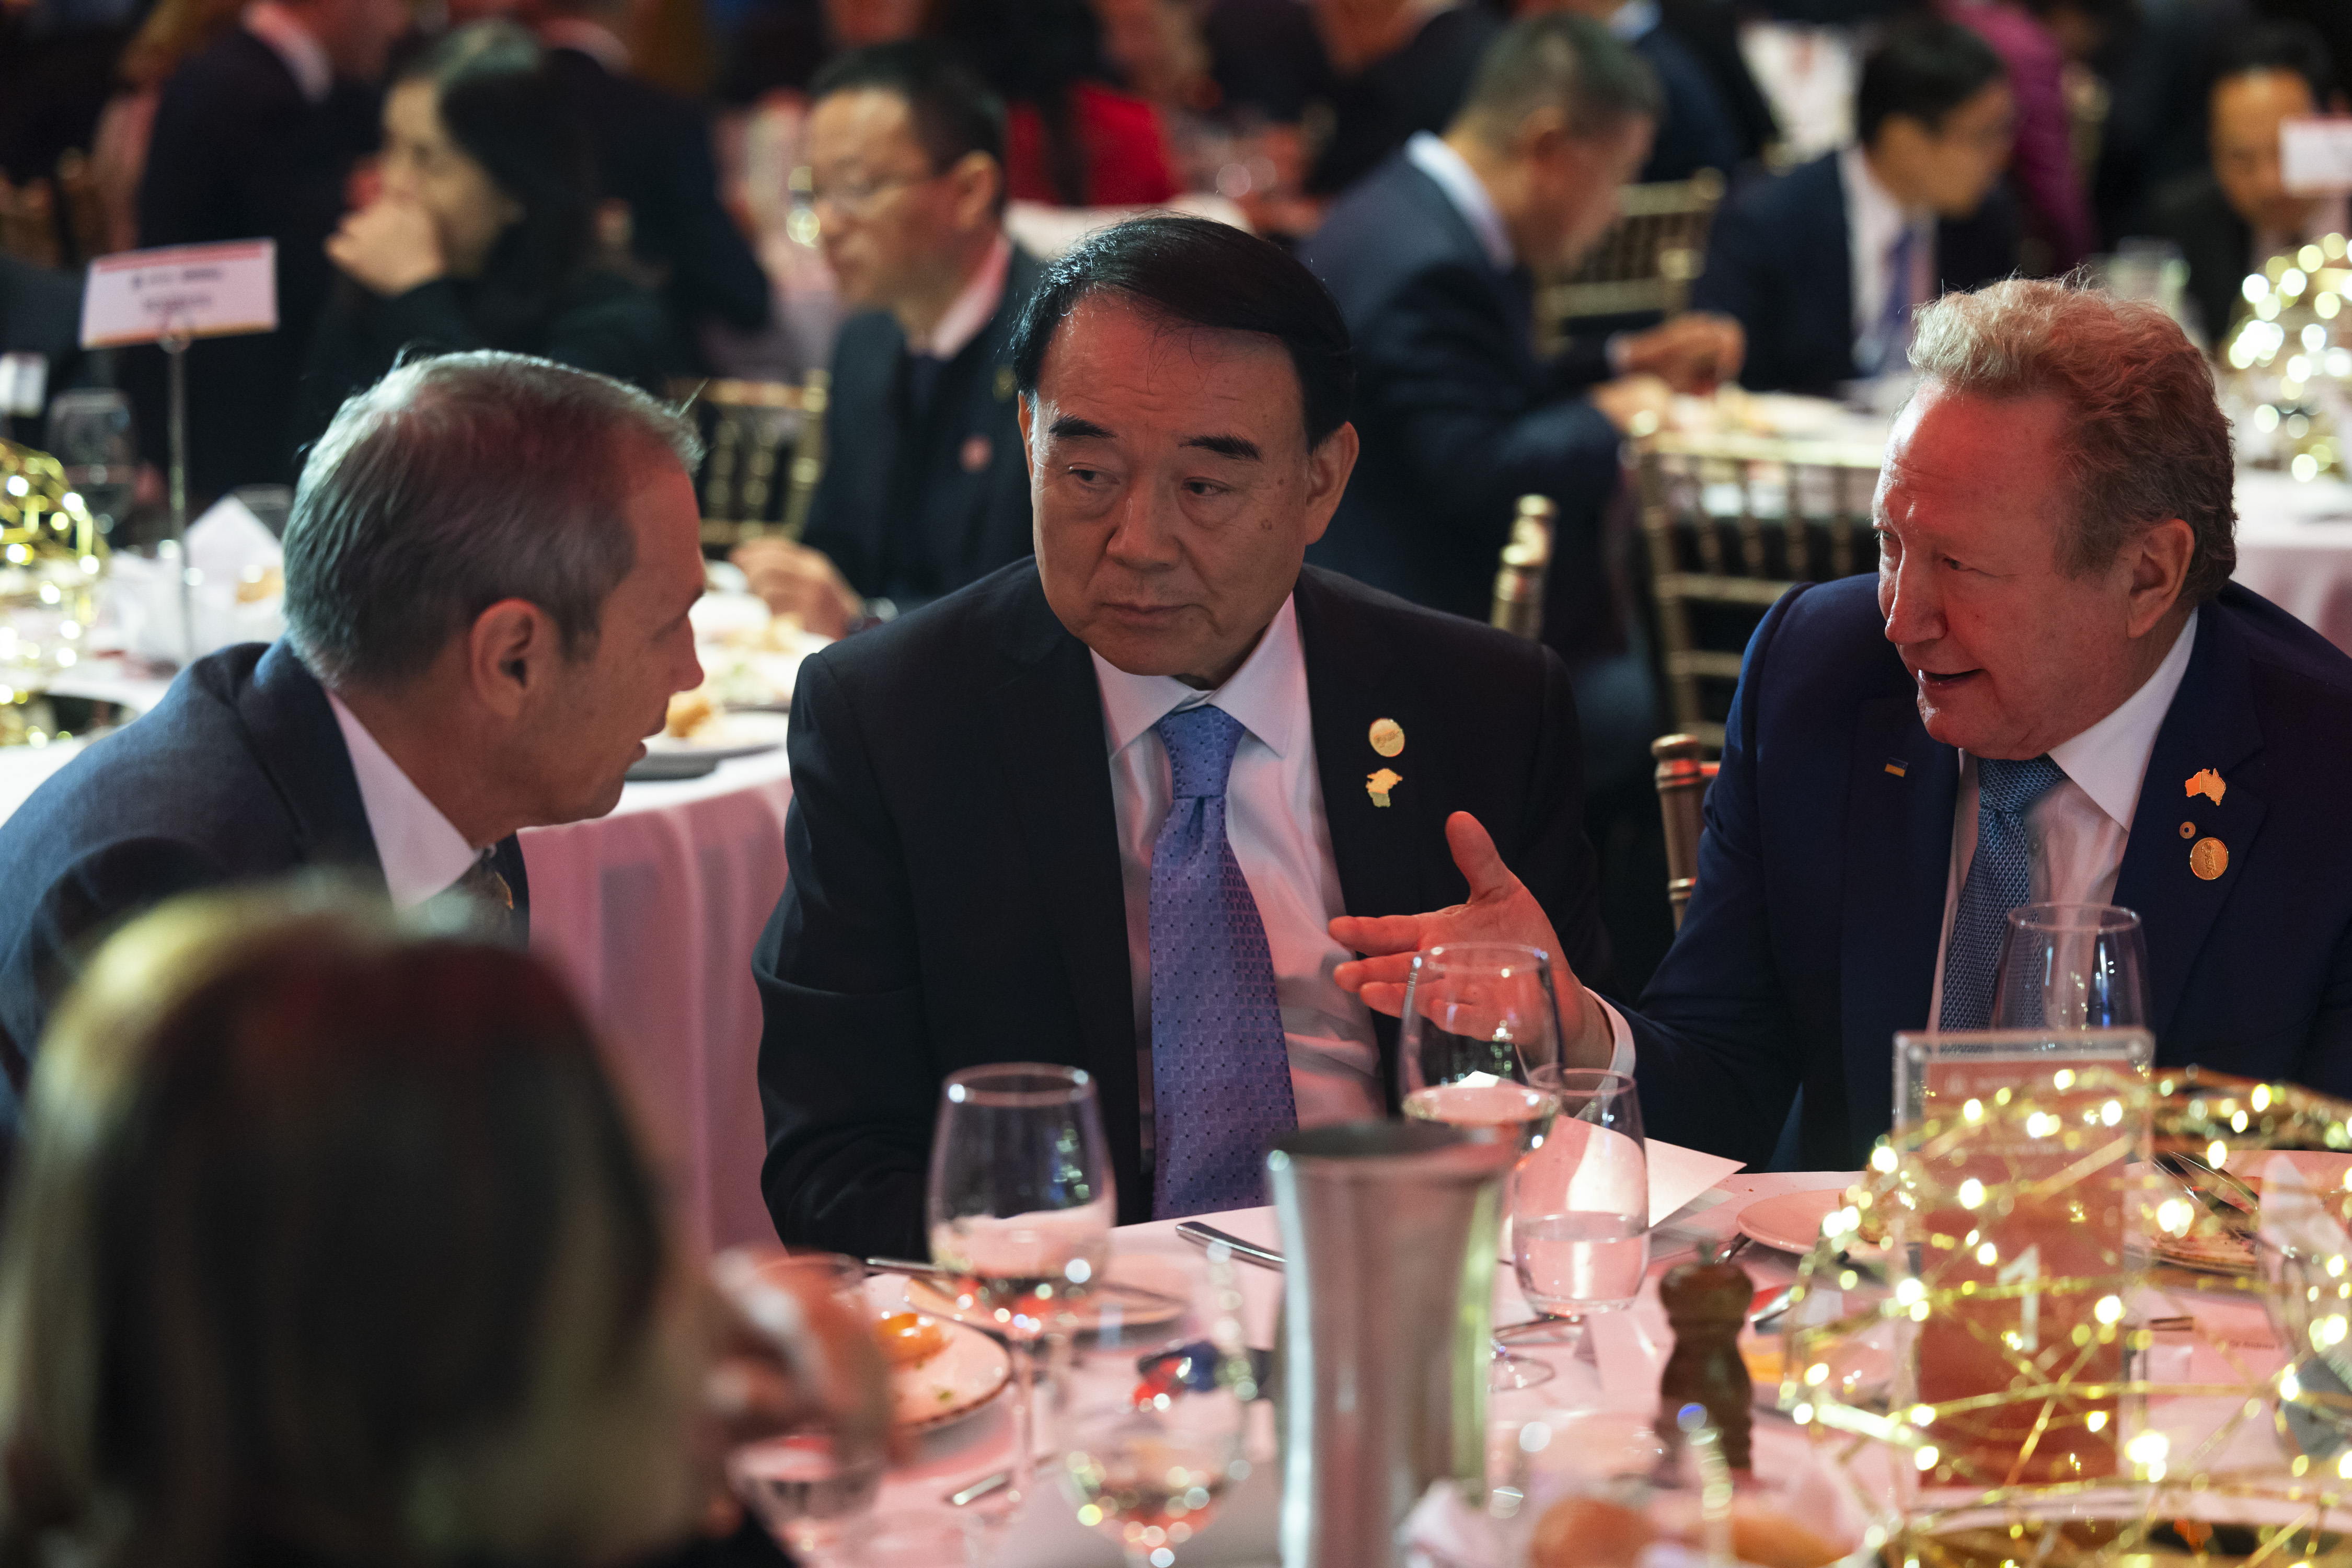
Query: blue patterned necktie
xmin=1939 ymin=754 xmax=2067 ymax=1030
xmin=1870 ymin=225 xmax=1920 ymax=374
xmin=1148 ymin=704 xmax=1298 ymax=1217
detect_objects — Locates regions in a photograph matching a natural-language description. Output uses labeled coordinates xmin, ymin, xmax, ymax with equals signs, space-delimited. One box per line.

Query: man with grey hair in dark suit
xmin=0 ymin=352 xmax=710 ymax=1125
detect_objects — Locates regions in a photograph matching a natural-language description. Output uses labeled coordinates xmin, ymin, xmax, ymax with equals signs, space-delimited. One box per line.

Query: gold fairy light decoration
xmin=1775 ymin=1059 xmax=2352 ymax=1568
xmin=2225 ymin=237 xmax=2351 ymax=483
xmin=0 ymin=439 xmax=109 ymax=746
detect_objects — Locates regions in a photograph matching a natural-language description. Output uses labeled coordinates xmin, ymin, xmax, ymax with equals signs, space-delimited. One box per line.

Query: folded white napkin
xmin=104 ymin=495 xmax=285 ymax=664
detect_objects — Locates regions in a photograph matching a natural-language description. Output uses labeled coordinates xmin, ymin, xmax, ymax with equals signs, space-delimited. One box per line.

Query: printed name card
xmin=79 ymin=240 xmax=278 ymax=349
xmin=2282 ymin=118 xmax=2352 ymax=197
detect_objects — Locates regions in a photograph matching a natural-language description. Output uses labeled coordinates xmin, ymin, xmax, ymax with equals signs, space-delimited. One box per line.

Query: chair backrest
xmin=670 ymin=373 xmax=831 ymax=550
xmin=1489 ymin=493 xmax=1556 ymax=641
xmin=1651 ymin=732 xmax=1719 ymax=929
xmin=1637 ymin=429 xmax=1884 ymax=747
xmin=1540 ymin=170 xmax=1725 ymax=339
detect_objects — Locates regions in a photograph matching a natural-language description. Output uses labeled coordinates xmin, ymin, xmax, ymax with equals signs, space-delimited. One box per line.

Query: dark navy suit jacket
xmin=753 ymin=560 xmax=1608 ymax=1258
xmin=801 ymin=247 xmax=1043 ymax=612
xmin=1632 ymin=575 xmax=2352 ymax=1170
xmin=1691 ymin=151 xmax=2021 ymax=394
xmin=0 ymin=641 xmax=529 ymax=1121
xmin=1632 ymin=25 xmax=1743 ymax=184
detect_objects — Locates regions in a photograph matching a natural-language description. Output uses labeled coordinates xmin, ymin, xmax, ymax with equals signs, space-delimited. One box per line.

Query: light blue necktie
xmin=1939 ymin=754 xmax=2067 ymax=1031
xmin=1148 ymin=705 xmax=1298 ymax=1217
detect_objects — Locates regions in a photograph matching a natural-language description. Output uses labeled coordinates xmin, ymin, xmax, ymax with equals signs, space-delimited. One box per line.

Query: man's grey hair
xmin=1908 ymin=277 xmax=2237 ymax=606
xmin=1452 ymin=13 xmax=1663 ymax=145
xmin=284 ymin=352 xmax=702 ymax=689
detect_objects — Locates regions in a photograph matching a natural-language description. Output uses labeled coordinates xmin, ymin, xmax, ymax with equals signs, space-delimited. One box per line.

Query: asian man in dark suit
xmin=1692 ymin=19 xmax=2021 ymax=395
xmin=1335 ymin=279 xmax=2352 ymax=1171
xmin=755 ymin=215 xmax=1613 ymax=1259
xmin=0 ymin=354 xmax=710 ymax=1126
xmin=731 ymin=44 xmax=1041 ymax=637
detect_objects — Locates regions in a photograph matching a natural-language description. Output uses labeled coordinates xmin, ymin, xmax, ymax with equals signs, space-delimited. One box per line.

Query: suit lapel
xmin=1838 ymin=694 xmax=1957 ymax=1151
xmin=237 ymin=641 xmax=385 ymax=883
xmin=981 ymin=575 xmax=1145 ymax=1213
xmin=2109 ymin=612 xmax=2266 ymax=1043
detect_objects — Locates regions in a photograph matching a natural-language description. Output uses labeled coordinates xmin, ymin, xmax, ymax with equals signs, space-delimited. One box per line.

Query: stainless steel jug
xmin=1269 ymin=1121 xmax=1518 ymax=1568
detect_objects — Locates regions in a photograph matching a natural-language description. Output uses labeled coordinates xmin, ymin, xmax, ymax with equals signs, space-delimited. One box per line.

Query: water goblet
xmin=1989 ymin=903 xmax=2150 ymax=1031
xmin=1500 ymin=1068 xmax=1648 ymax=1364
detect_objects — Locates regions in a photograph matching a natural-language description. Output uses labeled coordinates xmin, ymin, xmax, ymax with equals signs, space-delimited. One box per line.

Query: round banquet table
xmin=522 ymin=746 xmax=794 ymax=1255
xmin=2231 ymin=470 xmax=2352 ymax=656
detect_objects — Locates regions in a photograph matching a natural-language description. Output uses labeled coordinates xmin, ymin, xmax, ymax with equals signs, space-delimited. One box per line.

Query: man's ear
xmin=466 ymin=598 xmax=556 ymax=721
xmin=1300 ymin=421 xmax=1360 ymax=548
xmin=950 ymin=152 xmax=1002 ymax=230
xmin=2126 ymin=517 xmax=2196 ymax=639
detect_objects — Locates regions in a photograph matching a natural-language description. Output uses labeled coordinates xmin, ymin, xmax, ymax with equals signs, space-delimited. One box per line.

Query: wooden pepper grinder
xmin=1658 ymin=1245 xmax=1755 ymax=1471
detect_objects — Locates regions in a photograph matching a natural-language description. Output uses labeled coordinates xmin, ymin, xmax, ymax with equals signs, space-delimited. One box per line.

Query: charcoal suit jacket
xmin=1631 ymin=575 xmax=2352 ymax=1171
xmin=0 ymin=640 xmax=529 ymax=1126
xmin=754 ymin=560 xmax=1608 ymax=1258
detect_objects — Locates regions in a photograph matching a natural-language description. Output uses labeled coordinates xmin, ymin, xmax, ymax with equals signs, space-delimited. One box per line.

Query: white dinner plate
xmin=902 ymin=1250 xmax=1194 ymax=1335
xmin=890 ymin=1316 xmax=1011 ymax=1433
xmin=1735 ymin=1187 xmax=1887 ymax=1261
xmin=645 ymin=710 xmax=793 ymax=754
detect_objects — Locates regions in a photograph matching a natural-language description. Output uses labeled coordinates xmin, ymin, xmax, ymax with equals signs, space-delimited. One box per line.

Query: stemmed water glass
xmin=927 ymin=1062 xmax=1115 ymax=1519
xmin=1989 ymin=903 xmax=2151 ymax=1031
xmin=1500 ymin=1068 xmax=1648 ymax=1364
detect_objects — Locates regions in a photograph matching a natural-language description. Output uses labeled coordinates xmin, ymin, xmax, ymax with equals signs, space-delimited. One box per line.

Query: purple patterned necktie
xmin=1148 ymin=704 xmax=1298 ymax=1217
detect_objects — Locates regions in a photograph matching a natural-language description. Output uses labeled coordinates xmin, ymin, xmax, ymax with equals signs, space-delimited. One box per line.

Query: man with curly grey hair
xmin=0 ymin=352 xmax=709 ymax=1118
xmin=1336 ymin=277 xmax=2352 ymax=1168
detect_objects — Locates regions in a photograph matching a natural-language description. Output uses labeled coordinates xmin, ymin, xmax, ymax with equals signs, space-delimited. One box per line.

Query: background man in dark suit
xmin=133 ymin=0 xmax=408 ymax=496
xmin=538 ymin=0 xmax=775 ymax=362
xmin=756 ymin=215 xmax=1612 ymax=1257
xmin=1305 ymin=0 xmax=1503 ymax=198
xmin=1523 ymin=0 xmax=1744 ymax=182
xmin=0 ymin=353 xmax=709 ymax=1128
xmin=1693 ymin=19 xmax=2021 ymax=395
xmin=1338 ymin=279 xmax=2352 ymax=1170
xmin=732 ymin=43 xmax=1041 ymax=640
xmin=1301 ymin=13 xmax=1742 ymax=991
xmin=2147 ymin=23 xmax=2348 ymax=353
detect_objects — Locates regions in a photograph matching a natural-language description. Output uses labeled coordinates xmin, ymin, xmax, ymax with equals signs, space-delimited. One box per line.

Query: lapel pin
xmin=1367 ymin=767 xmax=1402 ymax=808
xmin=1884 ymin=756 xmax=1908 ymax=778
xmin=2190 ymin=836 xmax=2229 ymax=881
xmin=2180 ymin=821 xmax=2195 ymax=839
xmin=1369 ymin=717 xmax=1405 ymax=757
xmin=2186 ymin=768 xmax=2226 ymax=805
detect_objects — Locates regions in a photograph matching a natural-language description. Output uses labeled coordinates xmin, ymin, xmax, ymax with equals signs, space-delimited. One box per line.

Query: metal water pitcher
xmin=1268 ymin=1121 xmax=1518 ymax=1568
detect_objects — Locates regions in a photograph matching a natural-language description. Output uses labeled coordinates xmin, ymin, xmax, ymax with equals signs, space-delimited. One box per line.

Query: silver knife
xmin=1174 ymin=1221 xmax=1285 ymax=1272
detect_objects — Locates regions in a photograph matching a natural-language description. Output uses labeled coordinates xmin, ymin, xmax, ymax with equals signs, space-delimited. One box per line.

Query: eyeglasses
xmin=800 ymin=166 xmax=942 ymax=220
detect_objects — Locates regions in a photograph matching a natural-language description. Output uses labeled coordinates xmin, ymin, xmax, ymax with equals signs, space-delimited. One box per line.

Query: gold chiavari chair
xmin=1637 ymin=429 xmax=1884 ymax=748
xmin=1651 ymin=732 xmax=1719 ymax=929
xmin=1539 ymin=169 xmax=1726 ymax=347
xmin=671 ymin=373 xmax=831 ymax=550
xmin=1489 ymin=493 xmax=1557 ymax=641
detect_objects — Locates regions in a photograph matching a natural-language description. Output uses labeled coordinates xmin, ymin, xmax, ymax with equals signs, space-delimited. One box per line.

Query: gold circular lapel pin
xmin=2190 ymin=836 xmax=2229 ymax=881
xmin=1368 ymin=717 xmax=1404 ymax=757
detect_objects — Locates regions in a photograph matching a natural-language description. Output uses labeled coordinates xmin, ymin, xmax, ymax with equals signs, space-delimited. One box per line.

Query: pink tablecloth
xmin=522 ymin=746 xmax=793 ymax=1253
xmin=2234 ymin=471 xmax=2352 ymax=657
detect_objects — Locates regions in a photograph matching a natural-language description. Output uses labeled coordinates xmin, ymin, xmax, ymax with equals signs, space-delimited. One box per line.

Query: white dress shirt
xmin=1841 ymin=143 xmax=1934 ymax=371
xmin=325 ymin=691 xmax=481 ymax=909
xmin=1094 ymin=599 xmax=1386 ymax=1168
xmin=913 ymin=234 xmax=1013 ymax=361
xmin=244 ymin=0 xmax=332 ymax=105
xmin=1926 ymin=610 xmax=2199 ymax=1022
xmin=1406 ymin=131 xmax=1515 ymax=272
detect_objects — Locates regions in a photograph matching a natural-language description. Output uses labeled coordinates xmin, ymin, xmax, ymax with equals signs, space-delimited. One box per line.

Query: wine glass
xmin=927 ymin=1062 xmax=1115 ymax=1518
xmin=1989 ymin=903 xmax=2150 ymax=1031
xmin=1059 ymin=1238 xmax=1255 ymax=1568
xmin=1397 ymin=942 xmax=1565 ymax=1389
xmin=1501 ymin=1068 xmax=1647 ymax=1362
xmin=43 ymin=389 xmax=136 ymax=543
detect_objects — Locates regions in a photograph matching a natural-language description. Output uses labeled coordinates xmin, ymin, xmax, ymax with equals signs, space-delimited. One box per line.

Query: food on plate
xmin=1529 ymin=1496 xmax=1654 ymax=1568
xmin=664 ymin=687 xmax=717 ymax=739
xmin=873 ymin=1309 xmax=950 ymax=1369
xmin=1729 ymin=1503 xmax=1844 ymax=1568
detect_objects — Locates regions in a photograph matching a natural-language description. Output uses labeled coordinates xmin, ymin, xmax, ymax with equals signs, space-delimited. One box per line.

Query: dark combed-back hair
xmin=2216 ymin=19 xmax=2341 ymax=106
xmin=1856 ymin=18 xmax=2009 ymax=146
xmin=810 ymin=38 xmax=1008 ymax=187
xmin=284 ymin=352 xmax=701 ymax=689
xmin=1452 ymin=12 xmax=1663 ymax=142
xmin=1008 ymin=215 xmax=1355 ymax=448
xmin=398 ymin=22 xmax=598 ymax=346
xmin=0 ymin=886 xmax=669 ymax=1568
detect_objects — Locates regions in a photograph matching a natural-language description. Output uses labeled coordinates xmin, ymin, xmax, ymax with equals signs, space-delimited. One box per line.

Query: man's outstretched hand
xmin=1330 ymin=811 xmax=1616 ymax=1066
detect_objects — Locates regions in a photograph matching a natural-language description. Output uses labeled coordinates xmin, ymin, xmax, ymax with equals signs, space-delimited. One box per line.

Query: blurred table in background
xmin=2232 ymin=469 xmax=2352 ymax=656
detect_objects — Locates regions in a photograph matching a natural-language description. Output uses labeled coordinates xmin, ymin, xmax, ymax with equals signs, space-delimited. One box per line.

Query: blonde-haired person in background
xmin=0 ymin=881 xmax=885 ymax=1568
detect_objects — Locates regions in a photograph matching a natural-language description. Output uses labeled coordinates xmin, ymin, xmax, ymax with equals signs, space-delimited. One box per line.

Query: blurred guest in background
xmin=85 ymin=0 xmax=247 ymax=258
xmin=293 ymin=25 xmax=675 ymax=456
xmin=1693 ymin=18 xmax=2020 ymax=394
xmin=1520 ymin=0 xmax=1745 ymax=182
xmin=2146 ymin=22 xmax=2348 ymax=351
xmin=1942 ymin=0 xmax=2092 ymax=270
xmin=937 ymin=0 xmax=1179 ymax=206
xmin=1201 ymin=0 xmax=1337 ymax=126
xmin=0 ymin=354 xmax=707 ymax=1112
xmin=0 ymin=886 xmax=884 ymax=1568
xmin=132 ymin=0 xmax=405 ymax=496
xmin=733 ymin=43 xmax=1041 ymax=636
xmin=2079 ymin=0 xmax=2243 ymax=247
xmin=757 ymin=216 xmax=1612 ymax=1255
xmin=1306 ymin=0 xmax=1503 ymax=197
xmin=1303 ymin=14 xmax=1740 ymax=989
xmin=539 ymin=0 xmax=776 ymax=365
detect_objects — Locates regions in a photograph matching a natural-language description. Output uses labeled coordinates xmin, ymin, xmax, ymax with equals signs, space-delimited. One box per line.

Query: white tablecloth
xmin=2232 ymin=470 xmax=2352 ymax=655
xmin=523 ymin=747 xmax=794 ymax=1255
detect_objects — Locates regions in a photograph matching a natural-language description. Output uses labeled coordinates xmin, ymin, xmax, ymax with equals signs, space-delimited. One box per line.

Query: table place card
xmin=1649 ymin=1137 xmax=1746 ymax=1228
xmin=79 ymin=240 xmax=278 ymax=349
xmin=2281 ymin=117 xmax=2352 ymax=195
xmin=0 ymin=352 xmax=44 ymax=416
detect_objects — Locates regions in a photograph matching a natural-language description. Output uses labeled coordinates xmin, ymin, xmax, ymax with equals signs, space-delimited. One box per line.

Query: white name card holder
xmin=77 ymin=239 xmax=279 ymax=664
xmin=2281 ymin=118 xmax=2352 ymax=198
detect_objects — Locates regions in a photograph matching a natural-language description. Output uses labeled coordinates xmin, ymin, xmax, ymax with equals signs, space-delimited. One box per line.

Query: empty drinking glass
xmin=1989 ymin=903 xmax=2150 ymax=1031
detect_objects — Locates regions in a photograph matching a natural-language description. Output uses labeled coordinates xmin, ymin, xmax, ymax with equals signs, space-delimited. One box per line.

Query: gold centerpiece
xmin=0 ymin=440 xmax=110 ymax=746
